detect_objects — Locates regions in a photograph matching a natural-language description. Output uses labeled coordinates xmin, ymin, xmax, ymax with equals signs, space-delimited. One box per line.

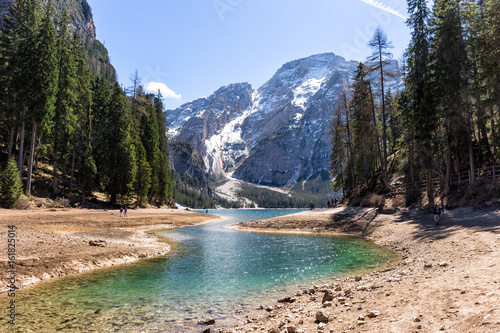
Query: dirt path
xmin=227 ymin=207 xmax=500 ymax=333
xmin=0 ymin=207 xmax=217 ymax=292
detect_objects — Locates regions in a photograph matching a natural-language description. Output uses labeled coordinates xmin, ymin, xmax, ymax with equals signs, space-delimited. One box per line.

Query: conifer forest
xmin=330 ymin=0 xmax=500 ymax=206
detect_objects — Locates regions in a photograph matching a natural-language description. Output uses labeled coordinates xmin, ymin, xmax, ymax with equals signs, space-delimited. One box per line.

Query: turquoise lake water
xmin=8 ymin=209 xmax=397 ymax=332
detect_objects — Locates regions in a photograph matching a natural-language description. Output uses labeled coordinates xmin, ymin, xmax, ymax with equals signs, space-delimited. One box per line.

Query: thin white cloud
xmin=361 ymin=0 xmax=408 ymax=20
xmin=145 ymin=81 xmax=182 ymax=100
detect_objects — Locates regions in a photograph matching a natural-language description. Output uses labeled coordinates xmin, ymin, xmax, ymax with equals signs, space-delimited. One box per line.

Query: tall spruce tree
xmin=430 ymin=0 xmax=472 ymax=193
xmin=104 ymin=83 xmax=137 ymax=204
xmin=367 ymin=26 xmax=394 ymax=177
xmin=26 ymin=0 xmax=58 ymax=195
xmin=53 ymin=9 xmax=77 ymax=194
xmin=350 ymin=63 xmax=377 ymax=184
xmin=405 ymin=0 xmax=435 ymax=203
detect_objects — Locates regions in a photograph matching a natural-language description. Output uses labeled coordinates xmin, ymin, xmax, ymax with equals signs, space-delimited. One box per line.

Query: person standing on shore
xmin=124 ymin=207 xmax=128 ymax=217
xmin=119 ymin=207 xmax=123 ymax=217
xmin=433 ymin=204 xmax=441 ymax=225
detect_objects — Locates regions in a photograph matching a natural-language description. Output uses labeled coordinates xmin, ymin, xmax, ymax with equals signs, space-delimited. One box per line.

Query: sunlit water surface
xmin=5 ymin=209 xmax=397 ymax=332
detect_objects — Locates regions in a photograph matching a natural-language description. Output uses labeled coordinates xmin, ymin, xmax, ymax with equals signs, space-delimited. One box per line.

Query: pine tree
xmin=367 ymin=26 xmax=394 ymax=177
xmin=135 ymin=141 xmax=151 ymax=207
xmin=52 ymin=9 xmax=77 ymax=194
xmin=104 ymin=83 xmax=137 ymax=204
xmin=350 ymin=63 xmax=377 ymax=184
xmin=405 ymin=0 xmax=435 ymax=202
xmin=430 ymin=0 xmax=472 ymax=193
xmin=26 ymin=0 xmax=58 ymax=195
xmin=0 ymin=158 xmax=23 ymax=208
xmin=329 ymin=100 xmax=347 ymax=196
xmin=70 ymin=30 xmax=93 ymax=192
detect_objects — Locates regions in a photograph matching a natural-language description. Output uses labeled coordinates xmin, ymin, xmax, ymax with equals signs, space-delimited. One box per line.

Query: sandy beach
xmin=226 ymin=207 xmax=500 ymax=333
xmin=0 ymin=207 xmax=218 ymax=292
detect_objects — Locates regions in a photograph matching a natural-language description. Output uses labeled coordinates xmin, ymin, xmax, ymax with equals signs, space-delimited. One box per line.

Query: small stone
xmin=317 ymin=322 xmax=326 ymax=330
xmin=417 ymin=325 xmax=422 ymax=329
xmin=94 ymin=309 xmax=102 ymax=314
xmin=367 ymin=310 xmax=380 ymax=318
xmin=424 ymin=264 xmax=433 ymax=269
xmin=202 ymin=329 xmax=211 ymax=333
xmin=197 ymin=317 xmax=215 ymax=325
xmin=439 ymin=261 xmax=449 ymax=267
xmin=357 ymin=320 xmax=366 ymax=325
xmin=278 ymin=296 xmax=296 ymax=303
xmin=355 ymin=276 xmax=362 ymax=281
xmin=358 ymin=315 xmax=365 ymax=321
xmin=322 ymin=290 xmax=335 ymax=303
xmin=322 ymin=301 xmax=333 ymax=308
xmin=439 ymin=327 xmax=445 ymax=331
xmin=413 ymin=316 xmax=421 ymax=322
xmin=315 ymin=309 xmax=330 ymax=323
xmin=89 ymin=240 xmax=107 ymax=247
xmin=268 ymin=328 xmax=279 ymax=333
xmin=285 ymin=325 xmax=297 ymax=333
xmin=334 ymin=286 xmax=342 ymax=291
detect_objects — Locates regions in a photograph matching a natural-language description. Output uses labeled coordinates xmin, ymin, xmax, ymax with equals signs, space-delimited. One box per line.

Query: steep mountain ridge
xmin=0 ymin=0 xmax=96 ymax=39
xmin=168 ymin=53 xmax=401 ymax=193
xmin=0 ymin=0 xmax=115 ymax=81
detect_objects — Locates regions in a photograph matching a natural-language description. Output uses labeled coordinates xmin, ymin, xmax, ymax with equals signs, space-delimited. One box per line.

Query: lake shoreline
xmin=226 ymin=206 xmax=500 ymax=332
xmin=0 ymin=207 xmax=218 ymax=293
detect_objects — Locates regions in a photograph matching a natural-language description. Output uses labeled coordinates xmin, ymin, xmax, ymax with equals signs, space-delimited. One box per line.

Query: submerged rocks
xmin=198 ymin=317 xmax=215 ymax=325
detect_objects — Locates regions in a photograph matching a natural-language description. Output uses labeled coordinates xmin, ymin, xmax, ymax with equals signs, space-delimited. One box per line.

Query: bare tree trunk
xmin=53 ymin=154 xmax=59 ymax=194
xmin=27 ymin=121 xmax=37 ymax=196
xmin=8 ymin=109 xmax=17 ymax=160
xmin=490 ymin=106 xmax=497 ymax=157
xmin=17 ymin=106 xmax=26 ymax=176
xmin=70 ymin=148 xmax=76 ymax=191
xmin=378 ymin=48 xmax=388 ymax=176
xmin=343 ymin=91 xmax=356 ymax=188
xmin=444 ymin=147 xmax=452 ymax=196
xmin=427 ymin=168 xmax=434 ymax=206
xmin=369 ymin=83 xmax=391 ymax=190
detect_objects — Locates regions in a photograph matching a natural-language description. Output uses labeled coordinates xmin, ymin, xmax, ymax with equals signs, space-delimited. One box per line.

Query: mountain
xmin=0 ymin=0 xmax=115 ymax=81
xmin=168 ymin=53 xmax=400 ymax=194
xmin=1 ymin=0 xmax=94 ymax=38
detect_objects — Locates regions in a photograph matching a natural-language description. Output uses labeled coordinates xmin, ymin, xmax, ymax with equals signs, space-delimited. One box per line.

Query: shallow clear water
xmin=5 ymin=209 xmax=397 ymax=332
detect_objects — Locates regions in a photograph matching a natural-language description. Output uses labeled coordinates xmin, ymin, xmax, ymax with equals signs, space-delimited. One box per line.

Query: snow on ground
xmin=214 ymin=174 xmax=291 ymax=207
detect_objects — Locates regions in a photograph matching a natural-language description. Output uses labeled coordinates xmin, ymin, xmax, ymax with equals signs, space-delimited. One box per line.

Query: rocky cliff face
xmin=169 ymin=142 xmax=211 ymax=196
xmin=168 ymin=53 xmax=401 ymax=188
xmin=0 ymin=0 xmax=96 ymax=40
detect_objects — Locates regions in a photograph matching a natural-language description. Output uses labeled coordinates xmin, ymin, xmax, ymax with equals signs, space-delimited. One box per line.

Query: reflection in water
xmin=5 ymin=209 xmax=397 ymax=332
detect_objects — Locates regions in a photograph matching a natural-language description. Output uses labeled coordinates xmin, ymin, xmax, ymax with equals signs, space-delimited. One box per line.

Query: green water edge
xmin=1 ymin=221 xmax=400 ymax=332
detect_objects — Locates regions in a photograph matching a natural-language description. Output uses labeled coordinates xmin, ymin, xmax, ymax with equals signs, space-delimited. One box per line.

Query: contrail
xmin=360 ymin=0 xmax=408 ymax=20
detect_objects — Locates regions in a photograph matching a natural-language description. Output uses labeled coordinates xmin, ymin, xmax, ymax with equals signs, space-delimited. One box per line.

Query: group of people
xmin=327 ymin=198 xmax=339 ymax=208
xmin=119 ymin=207 xmax=128 ymax=217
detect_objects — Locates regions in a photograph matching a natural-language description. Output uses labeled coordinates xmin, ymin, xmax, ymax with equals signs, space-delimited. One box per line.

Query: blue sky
xmin=87 ymin=0 xmax=411 ymax=109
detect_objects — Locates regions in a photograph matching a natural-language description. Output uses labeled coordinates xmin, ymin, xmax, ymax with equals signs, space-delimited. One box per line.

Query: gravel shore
xmin=226 ymin=207 xmax=500 ymax=333
xmin=0 ymin=207 xmax=217 ymax=292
